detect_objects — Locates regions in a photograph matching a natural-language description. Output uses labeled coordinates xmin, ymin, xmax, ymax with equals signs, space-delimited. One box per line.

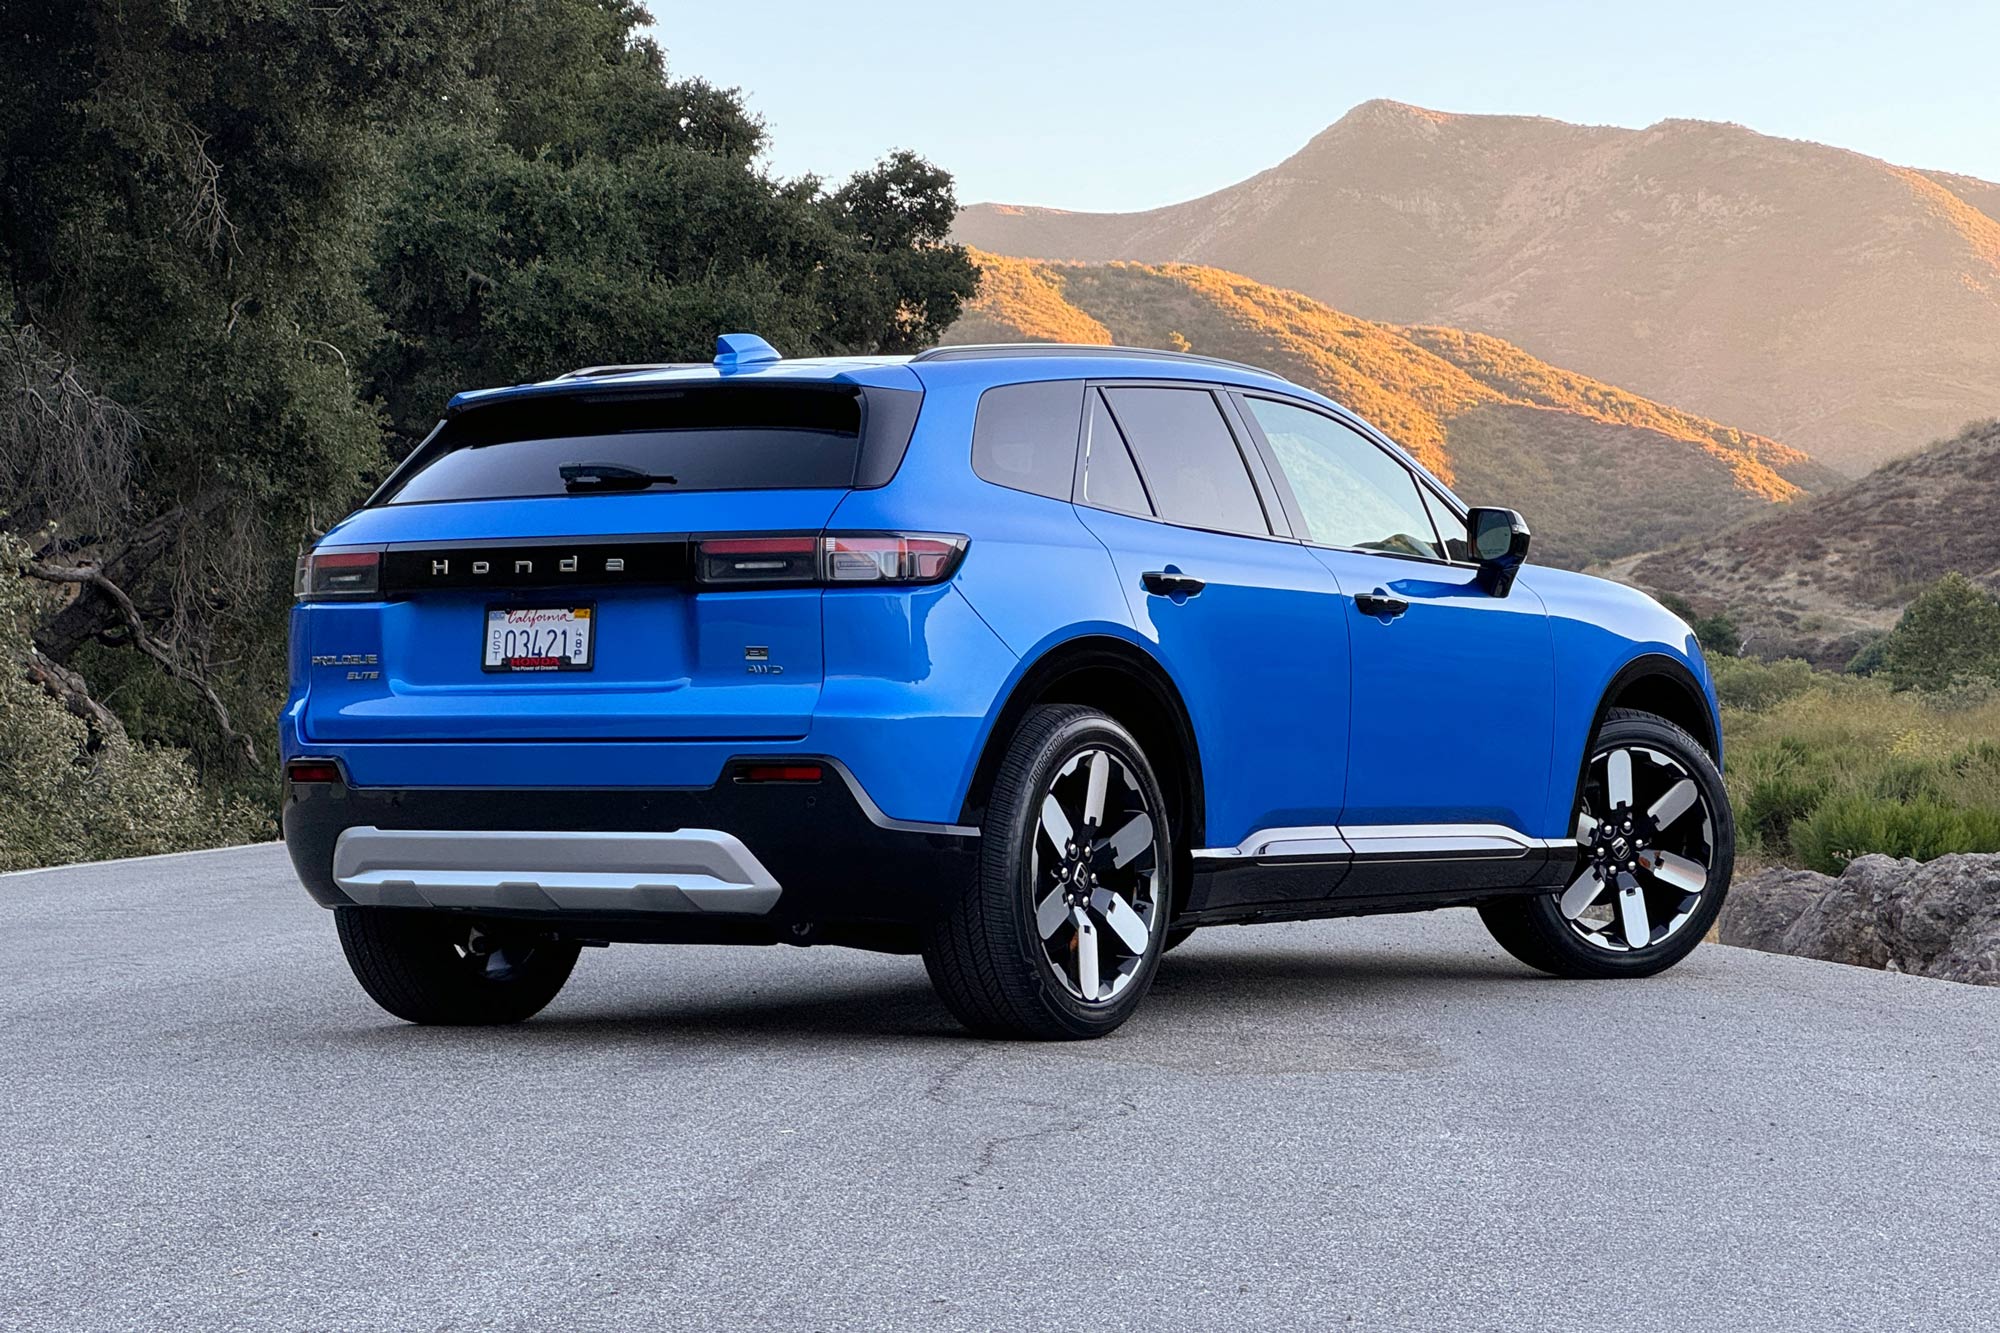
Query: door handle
xmin=1141 ymin=570 xmax=1206 ymax=598
xmin=1355 ymin=589 xmax=1409 ymax=619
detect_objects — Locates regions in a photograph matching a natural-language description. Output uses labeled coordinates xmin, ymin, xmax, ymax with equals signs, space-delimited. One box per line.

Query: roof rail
xmin=553 ymin=362 xmax=707 ymax=381
xmin=910 ymin=342 xmax=1272 ymax=376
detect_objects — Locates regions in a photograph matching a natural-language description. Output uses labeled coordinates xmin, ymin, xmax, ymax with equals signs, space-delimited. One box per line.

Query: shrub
xmin=0 ymin=538 xmax=270 ymax=872
xmin=1740 ymin=770 xmax=1831 ymax=856
xmin=1881 ymin=573 xmax=2000 ymax=693
xmin=1711 ymin=656 xmax=1819 ymax=712
xmin=1657 ymin=591 xmax=1741 ymax=657
xmin=1845 ymin=633 xmax=1890 ymax=677
xmin=1790 ymin=796 xmax=2000 ymax=874
xmin=1919 ymin=673 xmax=2000 ymax=712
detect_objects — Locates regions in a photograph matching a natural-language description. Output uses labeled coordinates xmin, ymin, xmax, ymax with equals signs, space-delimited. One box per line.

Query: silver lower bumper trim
xmin=331 ymin=826 xmax=782 ymax=915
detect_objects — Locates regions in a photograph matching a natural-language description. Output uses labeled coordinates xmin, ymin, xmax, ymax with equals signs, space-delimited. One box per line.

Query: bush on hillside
xmin=1656 ymin=592 xmax=1742 ymax=657
xmin=1844 ymin=633 xmax=1890 ymax=677
xmin=1881 ymin=573 xmax=2000 ymax=693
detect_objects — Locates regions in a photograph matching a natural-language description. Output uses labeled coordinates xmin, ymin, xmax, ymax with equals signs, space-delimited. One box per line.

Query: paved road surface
xmin=3 ymin=843 xmax=1996 ymax=1331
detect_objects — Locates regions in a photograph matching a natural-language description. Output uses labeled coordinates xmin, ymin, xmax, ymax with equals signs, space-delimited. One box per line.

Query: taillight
xmin=692 ymin=533 xmax=967 ymax=588
xmin=822 ymin=533 xmax=966 ymax=585
xmin=296 ymin=547 xmax=382 ymax=601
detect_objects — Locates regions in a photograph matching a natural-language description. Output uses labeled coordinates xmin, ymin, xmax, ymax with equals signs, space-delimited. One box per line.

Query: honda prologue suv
xmin=283 ymin=335 xmax=1734 ymax=1039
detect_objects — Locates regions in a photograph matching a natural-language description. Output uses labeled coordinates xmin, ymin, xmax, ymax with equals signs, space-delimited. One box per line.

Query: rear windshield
xmin=382 ymin=385 xmax=878 ymax=504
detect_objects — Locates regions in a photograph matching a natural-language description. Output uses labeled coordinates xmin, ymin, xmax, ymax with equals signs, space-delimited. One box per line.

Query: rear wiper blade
xmin=559 ymin=462 xmax=677 ymax=493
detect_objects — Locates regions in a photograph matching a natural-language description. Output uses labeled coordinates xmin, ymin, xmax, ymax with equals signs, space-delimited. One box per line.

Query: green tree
xmin=366 ymin=2 xmax=976 ymax=455
xmin=1881 ymin=573 xmax=2000 ymax=693
xmin=2 ymin=0 xmax=977 ymax=812
xmin=2 ymin=0 xmax=498 ymax=773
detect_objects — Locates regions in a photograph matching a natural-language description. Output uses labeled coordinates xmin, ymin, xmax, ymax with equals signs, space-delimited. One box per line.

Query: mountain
xmin=956 ymin=101 xmax=2000 ymax=477
xmin=1616 ymin=420 xmax=2000 ymax=668
xmin=945 ymin=252 xmax=1836 ymax=567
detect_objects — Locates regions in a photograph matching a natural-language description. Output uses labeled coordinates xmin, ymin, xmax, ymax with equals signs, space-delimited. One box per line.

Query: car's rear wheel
xmin=334 ymin=907 xmax=581 ymax=1024
xmin=922 ymin=704 xmax=1173 ymax=1039
xmin=1478 ymin=708 xmax=1733 ymax=979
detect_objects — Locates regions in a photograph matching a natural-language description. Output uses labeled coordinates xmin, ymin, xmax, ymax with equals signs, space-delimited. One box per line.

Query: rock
xmin=1721 ymin=852 xmax=2000 ymax=985
xmin=1873 ymin=854 xmax=2000 ymax=986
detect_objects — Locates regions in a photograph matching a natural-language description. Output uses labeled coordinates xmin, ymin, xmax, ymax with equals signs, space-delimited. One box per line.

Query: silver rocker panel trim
xmin=331 ymin=826 xmax=782 ymax=915
xmin=1194 ymin=822 xmax=1577 ymax=863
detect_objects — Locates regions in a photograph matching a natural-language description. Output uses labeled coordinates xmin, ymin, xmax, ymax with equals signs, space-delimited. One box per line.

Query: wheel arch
xmin=958 ymin=634 xmax=1206 ymax=860
xmin=1566 ymin=654 xmax=1721 ymax=823
xmin=1594 ymin=654 xmax=1719 ymax=761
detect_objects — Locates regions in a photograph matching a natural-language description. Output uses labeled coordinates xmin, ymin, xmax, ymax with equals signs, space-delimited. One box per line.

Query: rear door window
xmin=1100 ymin=387 xmax=1270 ymax=536
xmin=382 ymin=386 xmax=878 ymax=504
xmin=972 ymin=381 xmax=1084 ymax=500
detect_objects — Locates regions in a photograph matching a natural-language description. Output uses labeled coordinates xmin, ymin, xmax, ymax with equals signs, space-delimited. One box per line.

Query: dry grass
xmin=1714 ymin=657 xmax=2000 ymax=871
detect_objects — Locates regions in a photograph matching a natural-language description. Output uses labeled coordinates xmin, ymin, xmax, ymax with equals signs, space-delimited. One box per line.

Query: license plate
xmin=483 ymin=606 xmax=594 ymax=672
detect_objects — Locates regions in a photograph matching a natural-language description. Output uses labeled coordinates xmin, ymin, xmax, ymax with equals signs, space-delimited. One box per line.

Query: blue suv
xmin=283 ymin=335 xmax=1734 ymax=1038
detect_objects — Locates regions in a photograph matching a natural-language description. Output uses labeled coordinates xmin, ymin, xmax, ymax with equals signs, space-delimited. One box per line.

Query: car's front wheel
xmin=1479 ymin=708 xmax=1734 ymax=979
xmin=922 ymin=704 xmax=1174 ymax=1039
xmin=334 ymin=908 xmax=581 ymax=1024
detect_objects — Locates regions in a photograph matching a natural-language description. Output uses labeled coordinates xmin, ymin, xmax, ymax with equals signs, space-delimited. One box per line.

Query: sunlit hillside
xmin=958 ymin=100 xmax=2000 ymax=476
xmin=947 ymin=252 xmax=1835 ymax=567
xmin=1618 ymin=419 xmax=2000 ymax=667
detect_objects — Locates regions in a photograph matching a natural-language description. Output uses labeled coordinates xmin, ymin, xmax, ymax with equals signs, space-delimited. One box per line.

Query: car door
xmin=1068 ymin=383 xmax=1351 ymax=865
xmin=1233 ymin=392 xmax=1556 ymax=850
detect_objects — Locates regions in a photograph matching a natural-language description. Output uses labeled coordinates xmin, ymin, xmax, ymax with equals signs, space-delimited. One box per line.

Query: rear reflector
xmin=296 ymin=547 xmax=382 ymax=601
xmin=286 ymin=759 xmax=343 ymax=784
xmin=738 ymin=763 xmax=824 ymax=783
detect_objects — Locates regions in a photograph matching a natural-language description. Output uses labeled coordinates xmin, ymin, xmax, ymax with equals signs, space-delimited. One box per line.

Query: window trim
xmin=1073 ymin=379 xmax=1298 ymax=545
xmin=1070 ymin=385 xmax=1156 ymax=519
xmin=1230 ymin=390 xmax=1475 ymax=570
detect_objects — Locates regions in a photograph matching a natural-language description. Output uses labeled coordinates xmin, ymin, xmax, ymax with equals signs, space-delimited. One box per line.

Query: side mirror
xmin=1467 ymin=507 xmax=1531 ymax=597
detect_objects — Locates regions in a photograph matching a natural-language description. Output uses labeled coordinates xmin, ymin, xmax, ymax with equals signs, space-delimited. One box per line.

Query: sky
xmin=648 ymin=0 xmax=2000 ymax=212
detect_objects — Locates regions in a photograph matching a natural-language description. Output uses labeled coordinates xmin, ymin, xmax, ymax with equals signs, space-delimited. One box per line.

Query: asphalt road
xmin=3 ymin=843 xmax=1996 ymax=1332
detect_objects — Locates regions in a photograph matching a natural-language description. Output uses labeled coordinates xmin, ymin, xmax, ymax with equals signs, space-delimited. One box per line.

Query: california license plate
xmin=483 ymin=606 xmax=594 ymax=672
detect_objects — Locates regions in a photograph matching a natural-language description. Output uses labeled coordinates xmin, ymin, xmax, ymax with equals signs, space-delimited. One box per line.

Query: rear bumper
xmin=282 ymin=760 xmax=979 ymax=945
xmin=330 ymin=826 xmax=784 ymax=915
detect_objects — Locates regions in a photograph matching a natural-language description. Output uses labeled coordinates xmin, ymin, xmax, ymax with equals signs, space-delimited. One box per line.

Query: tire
xmin=1479 ymin=707 xmax=1734 ymax=980
xmin=922 ymin=704 xmax=1174 ymax=1039
xmin=334 ymin=907 xmax=581 ymax=1025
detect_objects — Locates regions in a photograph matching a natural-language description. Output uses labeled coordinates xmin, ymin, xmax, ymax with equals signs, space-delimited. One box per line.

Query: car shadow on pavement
xmin=328 ymin=941 xmax=1540 ymax=1051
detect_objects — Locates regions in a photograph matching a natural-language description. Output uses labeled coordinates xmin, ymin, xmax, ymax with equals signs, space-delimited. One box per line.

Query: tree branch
xmin=22 ymin=645 xmax=127 ymax=747
xmin=25 ymin=556 xmax=259 ymax=766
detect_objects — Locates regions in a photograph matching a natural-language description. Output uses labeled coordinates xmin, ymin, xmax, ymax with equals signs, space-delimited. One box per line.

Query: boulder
xmin=1720 ymin=853 xmax=2000 ymax=985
